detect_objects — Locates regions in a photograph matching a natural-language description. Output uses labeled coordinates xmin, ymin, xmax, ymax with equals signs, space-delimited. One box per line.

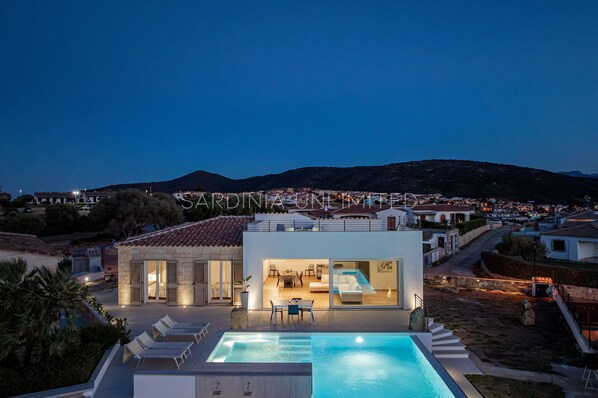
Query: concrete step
xmin=433 ymin=350 xmax=470 ymax=359
xmin=429 ymin=323 xmax=444 ymax=333
xmin=427 ymin=317 xmax=434 ymax=327
xmin=431 ymin=335 xmax=460 ymax=346
xmin=431 ymin=342 xmax=466 ymax=351
xmin=431 ymin=329 xmax=453 ymax=339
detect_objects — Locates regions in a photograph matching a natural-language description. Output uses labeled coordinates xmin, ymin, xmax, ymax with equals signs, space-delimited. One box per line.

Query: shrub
xmin=458 ymin=218 xmax=487 ymax=235
xmin=495 ymin=235 xmax=547 ymax=260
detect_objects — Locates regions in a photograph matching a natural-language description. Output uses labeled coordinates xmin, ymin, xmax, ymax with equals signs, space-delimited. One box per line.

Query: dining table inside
xmin=271 ymin=299 xmax=314 ymax=323
xmin=279 ymin=270 xmax=298 ymax=287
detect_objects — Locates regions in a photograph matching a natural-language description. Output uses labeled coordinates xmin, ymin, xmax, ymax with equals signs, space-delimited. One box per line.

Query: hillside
xmin=100 ymin=160 xmax=598 ymax=203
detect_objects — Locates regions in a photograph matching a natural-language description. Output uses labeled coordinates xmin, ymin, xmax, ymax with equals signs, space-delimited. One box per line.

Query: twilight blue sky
xmin=1 ymin=1 xmax=597 ymax=195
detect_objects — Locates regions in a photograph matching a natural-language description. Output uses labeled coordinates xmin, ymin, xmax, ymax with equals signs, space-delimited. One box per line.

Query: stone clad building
xmin=117 ymin=216 xmax=250 ymax=306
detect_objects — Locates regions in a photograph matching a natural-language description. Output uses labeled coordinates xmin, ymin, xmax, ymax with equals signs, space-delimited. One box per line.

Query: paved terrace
xmin=94 ymin=289 xmax=417 ymax=398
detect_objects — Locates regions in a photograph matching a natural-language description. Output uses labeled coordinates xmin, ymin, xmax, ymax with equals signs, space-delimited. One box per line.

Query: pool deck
xmin=93 ymin=288 xmax=481 ymax=397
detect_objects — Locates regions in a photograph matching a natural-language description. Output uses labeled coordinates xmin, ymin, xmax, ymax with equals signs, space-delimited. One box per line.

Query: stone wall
xmin=117 ymin=245 xmax=243 ymax=305
xmin=424 ymin=274 xmax=530 ymax=292
xmin=562 ymin=284 xmax=598 ymax=302
xmin=458 ymin=224 xmax=491 ymax=247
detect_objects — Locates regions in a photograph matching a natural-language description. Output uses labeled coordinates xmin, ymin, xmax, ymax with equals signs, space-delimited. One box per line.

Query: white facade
xmin=541 ymin=235 xmax=598 ymax=262
xmin=0 ymin=250 xmax=59 ymax=271
xmin=243 ymin=226 xmax=423 ymax=310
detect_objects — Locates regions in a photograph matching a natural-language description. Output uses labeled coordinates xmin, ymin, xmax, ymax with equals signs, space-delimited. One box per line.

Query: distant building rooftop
xmin=0 ymin=232 xmax=61 ymax=256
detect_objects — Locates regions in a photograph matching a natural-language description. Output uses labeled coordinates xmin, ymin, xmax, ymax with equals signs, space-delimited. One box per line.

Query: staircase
xmin=427 ymin=317 xmax=469 ymax=359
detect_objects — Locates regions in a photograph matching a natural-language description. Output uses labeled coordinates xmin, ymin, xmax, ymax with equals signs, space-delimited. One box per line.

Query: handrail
xmin=246 ymin=217 xmax=410 ymax=232
xmin=555 ymin=282 xmax=597 ymax=350
xmin=414 ymin=293 xmax=429 ymax=332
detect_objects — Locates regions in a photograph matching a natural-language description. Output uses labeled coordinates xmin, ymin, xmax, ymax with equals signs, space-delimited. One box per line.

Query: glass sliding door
xmin=331 ymin=260 xmax=400 ymax=307
xmin=145 ymin=260 xmax=167 ymax=303
xmin=209 ymin=260 xmax=233 ymax=304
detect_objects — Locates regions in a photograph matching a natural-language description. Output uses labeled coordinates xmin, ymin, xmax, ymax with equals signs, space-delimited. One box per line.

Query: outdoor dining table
xmin=271 ymin=299 xmax=314 ymax=323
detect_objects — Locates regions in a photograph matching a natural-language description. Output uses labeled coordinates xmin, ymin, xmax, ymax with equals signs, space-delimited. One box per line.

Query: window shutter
xmin=233 ymin=261 xmax=244 ymax=305
xmin=193 ymin=260 xmax=208 ymax=306
xmin=166 ymin=261 xmax=178 ymax=306
xmin=130 ymin=261 xmax=142 ymax=305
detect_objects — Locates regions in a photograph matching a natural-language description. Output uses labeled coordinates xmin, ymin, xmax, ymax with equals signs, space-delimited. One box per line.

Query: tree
xmin=44 ymin=204 xmax=79 ymax=235
xmin=495 ymin=235 xmax=547 ymax=260
xmin=91 ymin=190 xmax=151 ymax=238
xmin=147 ymin=193 xmax=184 ymax=229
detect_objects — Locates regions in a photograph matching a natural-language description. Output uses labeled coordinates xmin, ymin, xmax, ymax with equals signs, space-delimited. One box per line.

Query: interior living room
xmin=261 ymin=258 xmax=401 ymax=309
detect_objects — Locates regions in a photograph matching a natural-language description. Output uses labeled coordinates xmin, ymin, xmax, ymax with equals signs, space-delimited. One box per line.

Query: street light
xmin=72 ymin=190 xmax=80 ymax=204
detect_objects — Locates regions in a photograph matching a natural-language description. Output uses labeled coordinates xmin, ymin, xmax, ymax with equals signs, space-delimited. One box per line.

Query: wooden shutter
xmin=233 ymin=261 xmax=243 ymax=306
xmin=193 ymin=260 xmax=208 ymax=306
xmin=166 ymin=261 xmax=178 ymax=306
xmin=130 ymin=261 xmax=142 ymax=305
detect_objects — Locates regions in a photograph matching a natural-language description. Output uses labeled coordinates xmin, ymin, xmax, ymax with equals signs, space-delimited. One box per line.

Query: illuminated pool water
xmin=207 ymin=332 xmax=459 ymax=398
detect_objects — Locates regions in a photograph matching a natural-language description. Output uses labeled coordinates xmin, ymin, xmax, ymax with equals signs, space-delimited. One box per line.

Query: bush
xmin=482 ymin=251 xmax=598 ymax=288
xmin=495 ymin=235 xmax=547 ymax=260
xmin=2 ymin=213 xmax=46 ymax=235
xmin=0 ymin=322 xmax=128 ymax=397
xmin=458 ymin=218 xmax=487 ymax=235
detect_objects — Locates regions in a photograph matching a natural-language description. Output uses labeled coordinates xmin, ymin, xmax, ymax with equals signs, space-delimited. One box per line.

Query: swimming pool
xmin=207 ymin=332 xmax=460 ymax=397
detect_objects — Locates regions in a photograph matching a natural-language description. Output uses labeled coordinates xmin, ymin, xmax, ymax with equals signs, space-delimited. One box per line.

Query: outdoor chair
xmin=123 ymin=339 xmax=187 ymax=369
xmin=269 ymin=264 xmax=278 ymax=277
xmin=299 ymin=299 xmax=315 ymax=322
xmin=135 ymin=331 xmax=193 ymax=358
xmin=297 ymin=271 xmax=304 ymax=287
xmin=276 ymin=270 xmax=281 ymax=287
xmin=160 ymin=315 xmax=210 ymax=338
xmin=288 ymin=304 xmax=300 ymax=325
xmin=305 ymin=264 xmax=315 ymax=277
xmin=152 ymin=321 xmax=204 ymax=344
xmin=270 ymin=300 xmax=283 ymax=322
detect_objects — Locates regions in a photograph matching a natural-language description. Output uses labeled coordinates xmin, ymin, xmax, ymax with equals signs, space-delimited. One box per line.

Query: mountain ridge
xmin=99 ymin=160 xmax=598 ymax=203
xmin=558 ymin=170 xmax=598 ymax=179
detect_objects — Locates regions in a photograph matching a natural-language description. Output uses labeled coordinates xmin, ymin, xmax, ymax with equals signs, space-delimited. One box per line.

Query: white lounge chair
xmin=123 ymin=339 xmax=187 ymax=369
xmin=160 ymin=315 xmax=210 ymax=338
xmin=135 ymin=331 xmax=193 ymax=358
xmin=152 ymin=321 xmax=204 ymax=343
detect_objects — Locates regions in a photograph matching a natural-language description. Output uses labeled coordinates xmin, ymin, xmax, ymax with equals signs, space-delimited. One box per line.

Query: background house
xmin=541 ymin=222 xmax=598 ymax=262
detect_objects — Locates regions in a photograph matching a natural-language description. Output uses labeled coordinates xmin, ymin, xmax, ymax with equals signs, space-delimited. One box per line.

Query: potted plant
xmin=239 ymin=275 xmax=252 ymax=309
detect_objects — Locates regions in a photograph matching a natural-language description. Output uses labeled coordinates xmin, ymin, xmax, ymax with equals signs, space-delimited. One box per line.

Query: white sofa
xmin=309 ymin=274 xmax=363 ymax=304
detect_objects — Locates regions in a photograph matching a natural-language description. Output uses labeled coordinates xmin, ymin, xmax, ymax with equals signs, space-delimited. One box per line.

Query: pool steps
xmin=427 ymin=317 xmax=469 ymax=359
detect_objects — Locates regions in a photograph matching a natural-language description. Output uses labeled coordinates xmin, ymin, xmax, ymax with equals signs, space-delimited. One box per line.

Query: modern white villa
xmin=117 ymin=213 xmax=423 ymax=310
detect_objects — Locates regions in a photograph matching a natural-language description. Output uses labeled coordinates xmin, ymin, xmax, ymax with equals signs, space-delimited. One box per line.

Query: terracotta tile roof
xmin=542 ymin=222 xmax=598 ymax=239
xmin=0 ymin=232 xmax=61 ymax=256
xmin=119 ymin=216 xmax=254 ymax=247
xmin=413 ymin=205 xmax=475 ymax=212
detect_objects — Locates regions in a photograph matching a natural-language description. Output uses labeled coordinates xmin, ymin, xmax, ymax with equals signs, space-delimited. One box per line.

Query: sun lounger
xmin=161 ymin=314 xmax=210 ymax=333
xmin=160 ymin=315 xmax=210 ymax=337
xmin=135 ymin=331 xmax=193 ymax=358
xmin=123 ymin=339 xmax=187 ymax=369
xmin=152 ymin=321 xmax=205 ymax=343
